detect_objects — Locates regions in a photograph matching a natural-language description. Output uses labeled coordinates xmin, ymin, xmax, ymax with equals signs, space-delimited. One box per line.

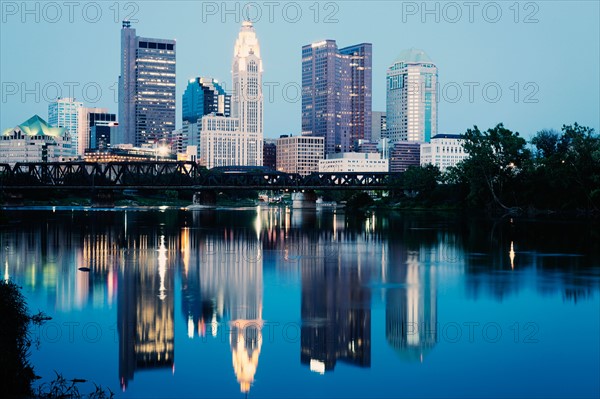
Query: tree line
xmin=396 ymin=123 xmax=600 ymax=215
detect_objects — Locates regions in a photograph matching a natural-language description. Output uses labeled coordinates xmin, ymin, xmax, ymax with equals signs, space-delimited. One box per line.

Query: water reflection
xmin=300 ymin=256 xmax=371 ymax=373
xmin=118 ymin=234 xmax=175 ymax=390
xmin=386 ymin=248 xmax=437 ymax=363
xmin=1 ymin=209 xmax=599 ymax=397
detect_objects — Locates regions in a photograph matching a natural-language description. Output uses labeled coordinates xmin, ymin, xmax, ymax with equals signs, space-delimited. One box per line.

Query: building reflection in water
xmin=300 ymin=240 xmax=372 ymax=373
xmin=180 ymin=215 xmax=264 ymax=394
xmin=118 ymin=234 xmax=175 ymax=391
xmin=2 ymin=209 xmax=598 ymax=394
xmin=385 ymin=246 xmax=437 ymax=363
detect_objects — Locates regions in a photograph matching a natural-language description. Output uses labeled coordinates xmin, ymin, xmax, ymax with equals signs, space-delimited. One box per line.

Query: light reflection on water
xmin=1 ymin=208 xmax=599 ymax=398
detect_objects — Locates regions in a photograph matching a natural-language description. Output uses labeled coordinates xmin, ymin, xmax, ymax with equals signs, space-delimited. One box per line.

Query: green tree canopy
xmin=449 ymin=123 xmax=530 ymax=210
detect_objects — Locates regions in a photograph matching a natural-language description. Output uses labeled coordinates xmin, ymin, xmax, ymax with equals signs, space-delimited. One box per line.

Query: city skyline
xmin=2 ymin=2 xmax=598 ymax=139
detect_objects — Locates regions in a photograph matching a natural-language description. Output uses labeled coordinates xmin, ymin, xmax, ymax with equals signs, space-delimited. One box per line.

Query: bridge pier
xmin=92 ymin=191 xmax=115 ymax=208
xmin=292 ymin=190 xmax=318 ymax=209
xmin=193 ymin=190 xmax=217 ymax=206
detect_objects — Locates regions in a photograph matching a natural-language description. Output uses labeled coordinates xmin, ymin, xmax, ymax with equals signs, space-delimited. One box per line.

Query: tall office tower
xmin=231 ymin=20 xmax=263 ymax=166
xmin=339 ymin=43 xmax=372 ymax=145
xmin=371 ymin=111 xmax=387 ymax=142
xmin=77 ymin=108 xmax=117 ymax=153
xmin=118 ymin=20 xmax=176 ymax=147
xmin=301 ymin=40 xmax=351 ymax=155
xmin=48 ymin=97 xmax=83 ymax=156
xmin=386 ymin=48 xmax=437 ymax=143
xmin=182 ymin=77 xmax=231 ymax=123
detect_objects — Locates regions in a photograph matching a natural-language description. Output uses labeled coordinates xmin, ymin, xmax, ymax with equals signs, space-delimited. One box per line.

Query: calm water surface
xmin=2 ymin=208 xmax=599 ymax=398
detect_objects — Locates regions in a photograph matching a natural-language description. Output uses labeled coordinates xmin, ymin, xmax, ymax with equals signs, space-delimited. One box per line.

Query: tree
xmin=557 ymin=124 xmax=600 ymax=210
xmin=402 ymin=164 xmax=441 ymax=195
xmin=531 ymin=129 xmax=560 ymax=159
xmin=451 ymin=123 xmax=530 ymax=211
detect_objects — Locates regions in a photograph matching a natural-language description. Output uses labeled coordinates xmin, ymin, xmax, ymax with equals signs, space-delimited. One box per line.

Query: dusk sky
xmin=1 ymin=0 xmax=598 ymax=138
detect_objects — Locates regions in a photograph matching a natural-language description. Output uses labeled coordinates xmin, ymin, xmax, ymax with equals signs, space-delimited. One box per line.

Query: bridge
xmin=0 ymin=162 xmax=402 ymax=191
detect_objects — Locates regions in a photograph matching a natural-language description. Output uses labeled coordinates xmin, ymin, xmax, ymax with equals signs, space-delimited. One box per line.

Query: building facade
xmin=182 ymin=77 xmax=230 ymax=123
xmin=77 ymin=108 xmax=117 ymax=152
xmin=118 ymin=20 xmax=176 ymax=147
xmin=263 ymin=139 xmax=277 ymax=170
xmin=389 ymin=142 xmax=421 ymax=173
xmin=201 ymin=115 xmax=261 ymax=169
xmin=339 ymin=43 xmax=373 ymax=146
xmin=355 ymin=140 xmax=379 ymax=154
xmin=1 ymin=115 xmax=72 ymax=164
xmin=319 ymin=152 xmax=388 ymax=173
xmin=301 ymin=40 xmax=351 ymax=155
xmin=181 ymin=78 xmax=231 ymax=161
xmin=48 ymin=97 xmax=82 ymax=156
xmin=276 ymin=135 xmax=324 ymax=176
xmin=386 ymin=48 xmax=437 ymax=143
xmin=84 ymin=144 xmax=176 ymax=162
xmin=420 ymin=134 xmax=467 ymax=172
xmin=371 ymin=111 xmax=387 ymax=142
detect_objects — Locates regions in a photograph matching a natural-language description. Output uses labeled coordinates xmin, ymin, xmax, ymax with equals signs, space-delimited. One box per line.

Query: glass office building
xmin=182 ymin=77 xmax=231 ymax=123
xmin=118 ymin=21 xmax=176 ymax=147
xmin=48 ymin=97 xmax=83 ymax=156
xmin=301 ymin=40 xmax=351 ymax=155
xmin=339 ymin=43 xmax=373 ymax=146
xmin=386 ymin=48 xmax=437 ymax=143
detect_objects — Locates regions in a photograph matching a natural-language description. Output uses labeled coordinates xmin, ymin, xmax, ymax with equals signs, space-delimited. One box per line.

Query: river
xmin=2 ymin=208 xmax=599 ymax=398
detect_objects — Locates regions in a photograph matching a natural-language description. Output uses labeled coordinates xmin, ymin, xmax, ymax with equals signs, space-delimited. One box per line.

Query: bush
xmin=0 ymin=280 xmax=48 ymax=397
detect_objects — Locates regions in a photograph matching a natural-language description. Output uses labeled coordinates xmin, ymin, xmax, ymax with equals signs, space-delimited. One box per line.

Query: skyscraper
xmin=48 ymin=97 xmax=83 ymax=156
xmin=231 ymin=20 xmax=263 ymax=165
xmin=386 ymin=48 xmax=437 ymax=143
xmin=201 ymin=21 xmax=263 ymax=168
xmin=339 ymin=43 xmax=372 ymax=145
xmin=182 ymin=77 xmax=230 ymax=123
xmin=301 ymin=40 xmax=351 ymax=155
xmin=118 ymin=21 xmax=176 ymax=147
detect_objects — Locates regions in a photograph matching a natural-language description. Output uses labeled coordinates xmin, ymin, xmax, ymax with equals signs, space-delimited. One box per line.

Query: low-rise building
xmin=389 ymin=142 xmax=421 ymax=172
xmin=263 ymin=139 xmax=277 ymax=170
xmin=420 ymin=134 xmax=467 ymax=171
xmin=276 ymin=135 xmax=324 ymax=176
xmin=200 ymin=115 xmax=262 ymax=169
xmin=319 ymin=152 xmax=388 ymax=173
xmin=1 ymin=115 xmax=73 ymax=165
xmin=84 ymin=144 xmax=176 ymax=162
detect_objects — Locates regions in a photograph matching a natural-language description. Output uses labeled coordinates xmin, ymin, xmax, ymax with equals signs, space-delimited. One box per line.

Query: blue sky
xmin=1 ymin=1 xmax=598 ymax=139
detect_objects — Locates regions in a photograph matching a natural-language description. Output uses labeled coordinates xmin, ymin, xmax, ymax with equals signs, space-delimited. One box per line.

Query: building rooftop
xmin=431 ymin=134 xmax=463 ymax=140
xmin=393 ymin=48 xmax=433 ymax=64
xmin=2 ymin=115 xmax=66 ymax=138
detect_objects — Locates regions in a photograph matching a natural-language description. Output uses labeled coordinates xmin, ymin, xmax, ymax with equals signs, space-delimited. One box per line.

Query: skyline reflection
xmin=1 ymin=208 xmax=599 ymax=397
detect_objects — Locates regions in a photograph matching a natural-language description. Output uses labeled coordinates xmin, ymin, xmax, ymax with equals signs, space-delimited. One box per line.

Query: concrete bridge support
xmin=292 ymin=190 xmax=318 ymax=209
